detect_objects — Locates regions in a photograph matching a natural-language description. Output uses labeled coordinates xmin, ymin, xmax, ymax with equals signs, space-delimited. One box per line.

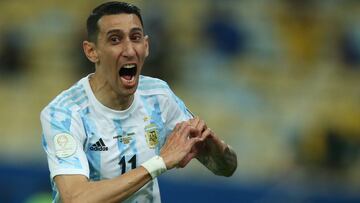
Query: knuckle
xmin=180 ymin=121 xmax=189 ymax=127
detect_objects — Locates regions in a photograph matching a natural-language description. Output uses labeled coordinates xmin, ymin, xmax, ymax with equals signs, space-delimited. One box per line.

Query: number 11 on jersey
xmin=119 ymin=154 xmax=137 ymax=174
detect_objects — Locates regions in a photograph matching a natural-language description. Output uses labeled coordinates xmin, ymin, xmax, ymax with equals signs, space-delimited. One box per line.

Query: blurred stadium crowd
xmin=0 ymin=0 xmax=359 ymax=202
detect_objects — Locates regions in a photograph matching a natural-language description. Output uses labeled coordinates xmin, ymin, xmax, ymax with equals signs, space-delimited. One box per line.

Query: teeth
xmin=123 ymin=64 xmax=136 ymax=69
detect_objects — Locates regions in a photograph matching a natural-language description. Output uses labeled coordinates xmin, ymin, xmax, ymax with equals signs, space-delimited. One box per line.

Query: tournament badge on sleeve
xmin=144 ymin=123 xmax=159 ymax=149
xmin=54 ymin=133 xmax=77 ymax=158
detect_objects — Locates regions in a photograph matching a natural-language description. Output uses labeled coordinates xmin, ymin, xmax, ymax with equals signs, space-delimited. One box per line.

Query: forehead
xmin=97 ymin=13 xmax=143 ymax=34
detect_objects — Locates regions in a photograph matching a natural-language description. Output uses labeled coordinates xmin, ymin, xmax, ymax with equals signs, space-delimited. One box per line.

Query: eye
xmin=109 ymin=35 xmax=121 ymax=44
xmin=130 ymin=33 xmax=143 ymax=42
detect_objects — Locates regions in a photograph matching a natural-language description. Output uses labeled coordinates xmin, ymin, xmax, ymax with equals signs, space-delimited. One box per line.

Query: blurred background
xmin=0 ymin=0 xmax=359 ymax=202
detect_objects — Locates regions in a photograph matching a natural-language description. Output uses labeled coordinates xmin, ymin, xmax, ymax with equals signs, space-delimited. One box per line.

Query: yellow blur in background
xmin=0 ymin=0 xmax=359 ymax=202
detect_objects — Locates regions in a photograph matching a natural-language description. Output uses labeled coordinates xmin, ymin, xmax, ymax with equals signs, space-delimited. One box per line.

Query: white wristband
xmin=141 ymin=156 xmax=167 ymax=179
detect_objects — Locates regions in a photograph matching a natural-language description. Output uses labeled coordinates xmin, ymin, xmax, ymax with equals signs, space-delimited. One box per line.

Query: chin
xmin=122 ymin=83 xmax=138 ymax=96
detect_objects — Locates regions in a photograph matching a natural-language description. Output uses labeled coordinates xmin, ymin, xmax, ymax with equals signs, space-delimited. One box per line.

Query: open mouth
xmin=119 ymin=63 xmax=137 ymax=81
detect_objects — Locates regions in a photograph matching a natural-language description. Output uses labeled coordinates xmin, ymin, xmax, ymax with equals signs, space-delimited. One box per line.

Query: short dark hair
xmin=86 ymin=1 xmax=144 ymax=42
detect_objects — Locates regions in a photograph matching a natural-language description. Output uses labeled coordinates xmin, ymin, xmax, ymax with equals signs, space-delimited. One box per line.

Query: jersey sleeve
xmin=40 ymin=105 xmax=89 ymax=179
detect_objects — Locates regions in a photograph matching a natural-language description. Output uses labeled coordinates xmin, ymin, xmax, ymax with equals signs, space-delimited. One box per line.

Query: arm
xmin=55 ymin=122 xmax=203 ymax=203
xmin=179 ymin=117 xmax=237 ymax=177
xmin=55 ymin=167 xmax=151 ymax=203
xmin=196 ymin=129 xmax=237 ymax=177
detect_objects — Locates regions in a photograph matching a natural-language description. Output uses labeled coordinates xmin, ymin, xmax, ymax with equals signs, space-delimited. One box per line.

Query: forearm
xmin=197 ymin=140 xmax=237 ymax=177
xmin=85 ymin=167 xmax=151 ymax=202
xmin=57 ymin=167 xmax=152 ymax=203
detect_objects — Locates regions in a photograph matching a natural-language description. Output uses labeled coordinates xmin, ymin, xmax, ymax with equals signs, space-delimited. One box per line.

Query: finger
xmin=178 ymin=151 xmax=197 ymax=168
xmin=173 ymin=122 xmax=182 ymax=132
xmin=196 ymin=119 xmax=207 ymax=133
xmin=190 ymin=117 xmax=200 ymax=127
xmin=200 ymin=127 xmax=212 ymax=140
xmin=189 ymin=135 xmax=205 ymax=147
xmin=178 ymin=122 xmax=195 ymax=140
xmin=177 ymin=121 xmax=189 ymax=134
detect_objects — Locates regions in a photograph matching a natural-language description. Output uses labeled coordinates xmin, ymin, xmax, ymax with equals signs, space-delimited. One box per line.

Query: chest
xmin=81 ymin=108 xmax=166 ymax=179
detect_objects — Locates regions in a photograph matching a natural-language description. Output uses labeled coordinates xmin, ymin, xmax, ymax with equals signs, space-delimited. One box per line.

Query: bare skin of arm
xmin=179 ymin=117 xmax=238 ymax=177
xmin=55 ymin=122 xmax=203 ymax=203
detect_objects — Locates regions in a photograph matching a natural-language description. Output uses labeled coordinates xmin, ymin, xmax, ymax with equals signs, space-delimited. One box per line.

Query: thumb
xmin=178 ymin=151 xmax=197 ymax=168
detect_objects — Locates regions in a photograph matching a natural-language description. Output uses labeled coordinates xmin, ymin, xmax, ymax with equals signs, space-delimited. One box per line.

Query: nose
xmin=122 ymin=39 xmax=136 ymax=58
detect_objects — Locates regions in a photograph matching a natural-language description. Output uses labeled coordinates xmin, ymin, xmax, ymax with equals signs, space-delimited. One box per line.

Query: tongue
xmin=122 ymin=75 xmax=132 ymax=80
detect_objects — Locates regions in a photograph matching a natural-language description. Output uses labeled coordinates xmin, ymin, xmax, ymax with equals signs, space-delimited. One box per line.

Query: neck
xmin=89 ymin=73 xmax=134 ymax=111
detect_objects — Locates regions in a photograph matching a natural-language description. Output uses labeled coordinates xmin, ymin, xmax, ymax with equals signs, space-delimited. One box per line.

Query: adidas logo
xmin=89 ymin=138 xmax=108 ymax=151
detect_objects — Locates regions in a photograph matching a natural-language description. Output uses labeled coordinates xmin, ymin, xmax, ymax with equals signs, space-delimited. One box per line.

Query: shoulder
xmin=137 ymin=75 xmax=173 ymax=96
xmin=41 ymin=79 xmax=89 ymax=119
xmin=137 ymin=76 xmax=189 ymax=113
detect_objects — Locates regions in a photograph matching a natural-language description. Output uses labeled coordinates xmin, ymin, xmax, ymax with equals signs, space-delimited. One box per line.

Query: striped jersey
xmin=40 ymin=75 xmax=193 ymax=203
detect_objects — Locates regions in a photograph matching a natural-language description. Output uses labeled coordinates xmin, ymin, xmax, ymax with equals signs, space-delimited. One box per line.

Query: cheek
xmin=137 ymin=46 xmax=148 ymax=61
xmin=101 ymin=49 xmax=120 ymax=66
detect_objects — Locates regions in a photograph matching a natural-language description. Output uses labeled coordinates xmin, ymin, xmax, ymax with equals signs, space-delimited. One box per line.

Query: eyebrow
xmin=106 ymin=27 xmax=144 ymax=37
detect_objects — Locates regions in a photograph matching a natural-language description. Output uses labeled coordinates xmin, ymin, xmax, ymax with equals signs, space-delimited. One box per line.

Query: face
xmin=88 ymin=13 xmax=149 ymax=97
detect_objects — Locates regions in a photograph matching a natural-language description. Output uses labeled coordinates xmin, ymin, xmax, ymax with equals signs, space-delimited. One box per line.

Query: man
xmin=40 ymin=2 xmax=237 ymax=202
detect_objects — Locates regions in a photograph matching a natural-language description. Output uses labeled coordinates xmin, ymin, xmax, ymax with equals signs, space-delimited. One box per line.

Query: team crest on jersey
xmin=144 ymin=123 xmax=159 ymax=149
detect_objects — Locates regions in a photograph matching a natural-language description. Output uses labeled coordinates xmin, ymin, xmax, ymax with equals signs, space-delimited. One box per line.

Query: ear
xmin=144 ymin=35 xmax=149 ymax=57
xmin=83 ymin=41 xmax=99 ymax=63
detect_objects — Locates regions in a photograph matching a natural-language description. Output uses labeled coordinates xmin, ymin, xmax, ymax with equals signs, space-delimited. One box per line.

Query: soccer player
xmin=40 ymin=1 xmax=237 ymax=202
